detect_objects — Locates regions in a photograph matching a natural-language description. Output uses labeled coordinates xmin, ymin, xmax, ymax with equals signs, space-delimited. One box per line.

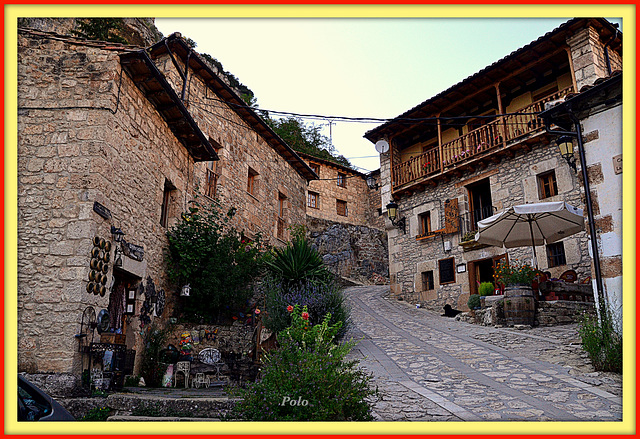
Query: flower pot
xmin=503 ymin=285 xmax=535 ymax=326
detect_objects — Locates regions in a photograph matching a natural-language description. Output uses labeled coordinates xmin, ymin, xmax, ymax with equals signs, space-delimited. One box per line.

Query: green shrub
xmin=579 ymin=310 xmax=622 ymax=373
xmin=265 ymin=236 xmax=331 ymax=288
xmin=81 ymin=406 xmax=111 ymax=421
xmin=124 ymin=375 xmax=140 ymax=387
xmin=467 ymin=294 xmax=481 ymax=310
xmin=478 ymin=282 xmax=494 ymax=296
xmin=262 ymin=276 xmax=349 ymax=337
xmin=139 ymin=323 xmax=170 ymax=388
xmin=166 ymin=199 xmax=267 ymax=321
xmin=228 ymin=306 xmax=377 ymax=421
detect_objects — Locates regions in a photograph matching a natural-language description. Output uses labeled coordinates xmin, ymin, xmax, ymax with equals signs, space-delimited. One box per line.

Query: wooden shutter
xmin=444 ymin=198 xmax=459 ymax=233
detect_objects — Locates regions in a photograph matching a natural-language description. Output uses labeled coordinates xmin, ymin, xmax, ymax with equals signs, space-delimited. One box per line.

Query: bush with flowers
xmin=227 ymin=305 xmax=377 ymax=421
xmin=493 ymin=259 xmax=540 ymax=287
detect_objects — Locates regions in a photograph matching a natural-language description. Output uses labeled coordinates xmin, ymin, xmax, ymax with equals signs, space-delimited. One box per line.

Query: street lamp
xmin=386 ymin=200 xmax=406 ymax=234
xmin=366 ymin=174 xmax=379 ymax=190
xmin=555 ymin=135 xmax=577 ymax=172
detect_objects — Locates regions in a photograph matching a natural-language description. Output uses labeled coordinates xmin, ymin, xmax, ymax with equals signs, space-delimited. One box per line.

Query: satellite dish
xmin=375 ymin=139 xmax=389 ymax=154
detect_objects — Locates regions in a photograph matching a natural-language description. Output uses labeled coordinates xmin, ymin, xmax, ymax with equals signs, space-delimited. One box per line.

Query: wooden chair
xmin=174 ymin=361 xmax=190 ymax=388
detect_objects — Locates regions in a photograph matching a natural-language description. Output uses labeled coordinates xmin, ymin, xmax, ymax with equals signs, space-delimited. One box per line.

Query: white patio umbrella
xmin=475 ymin=201 xmax=585 ymax=267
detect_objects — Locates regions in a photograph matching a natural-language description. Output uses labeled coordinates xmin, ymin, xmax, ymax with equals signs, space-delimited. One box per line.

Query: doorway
xmin=468 ymin=254 xmax=508 ymax=295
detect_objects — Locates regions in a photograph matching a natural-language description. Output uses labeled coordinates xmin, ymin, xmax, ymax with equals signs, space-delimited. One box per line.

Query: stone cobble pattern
xmin=344 ymin=285 xmax=622 ymax=422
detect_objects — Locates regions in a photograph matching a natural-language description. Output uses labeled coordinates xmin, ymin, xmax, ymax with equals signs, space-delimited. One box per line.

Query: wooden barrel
xmin=503 ymin=285 xmax=535 ymax=326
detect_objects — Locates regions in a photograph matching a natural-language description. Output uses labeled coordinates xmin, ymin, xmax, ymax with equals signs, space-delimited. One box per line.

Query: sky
xmin=154 ymin=16 xmax=623 ymax=174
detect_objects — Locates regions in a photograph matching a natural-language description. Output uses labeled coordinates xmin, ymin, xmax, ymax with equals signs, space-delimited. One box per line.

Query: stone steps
xmin=107 ymin=415 xmax=222 ymax=422
xmin=105 ymin=392 xmax=240 ymax=421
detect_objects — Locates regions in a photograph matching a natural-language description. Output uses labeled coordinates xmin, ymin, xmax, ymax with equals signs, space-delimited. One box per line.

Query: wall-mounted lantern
xmin=180 ymin=284 xmax=191 ymax=297
xmin=386 ymin=200 xmax=406 ymax=234
xmin=111 ymin=226 xmax=125 ymax=243
xmin=556 ymin=135 xmax=577 ymax=172
xmin=365 ymin=174 xmax=379 ymax=190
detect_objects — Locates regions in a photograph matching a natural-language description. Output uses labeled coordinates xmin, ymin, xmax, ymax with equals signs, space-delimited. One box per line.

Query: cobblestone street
xmin=344 ymin=286 xmax=623 ymax=423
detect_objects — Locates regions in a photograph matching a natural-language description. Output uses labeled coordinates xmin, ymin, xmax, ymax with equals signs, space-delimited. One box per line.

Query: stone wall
xmin=17 ymin=31 xmax=180 ymax=375
xmin=567 ymin=26 xmax=623 ymax=91
xmin=155 ymin=53 xmax=308 ymax=245
xmin=458 ymin=298 xmax=594 ymax=327
xmin=307 ymin=216 xmax=388 ymax=285
xmin=17 ymin=29 xmax=309 ymax=382
xmin=165 ymin=321 xmax=258 ymax=383
xmin=383 ymin=141 xmax=591 ymax=312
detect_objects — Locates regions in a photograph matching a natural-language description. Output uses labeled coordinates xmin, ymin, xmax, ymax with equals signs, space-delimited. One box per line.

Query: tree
xmin=265 ymin=116 xmax=353 ymax=169
xmin=165 ymin=199 xmax=267 ymax=322
xmin=72 ymin=18 xmax=127 ymax=44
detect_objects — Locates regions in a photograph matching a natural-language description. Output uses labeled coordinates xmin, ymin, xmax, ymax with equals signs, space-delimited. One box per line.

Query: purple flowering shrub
xmin=261 ymin=276 xmax=349 ymax=337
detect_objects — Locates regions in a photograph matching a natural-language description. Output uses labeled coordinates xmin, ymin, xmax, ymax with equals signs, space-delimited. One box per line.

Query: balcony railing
xmin=459 ymin=205 xmax=497 ymax=242
xmin=392 ymin=86 xmax=573 ymax=191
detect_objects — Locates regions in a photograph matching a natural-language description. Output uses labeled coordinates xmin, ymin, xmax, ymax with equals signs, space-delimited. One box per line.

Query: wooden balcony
xmin=391 ymin=87 xmax=573 ymax=193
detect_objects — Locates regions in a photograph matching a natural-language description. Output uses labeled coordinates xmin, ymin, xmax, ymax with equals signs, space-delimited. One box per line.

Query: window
xmin=547 ymin=242 xmax=566 ymax=267
xmin=247 ymin=167 xmax=258 ymax=196
xmin=160 ymin=180 xmax=176 ymax=228
xmin=438 ymin=257 xmax=455 ymax=284
xmin=337 ymin=172 xmax=347 ymax=188
xmin=277 ymin=193 xmax=286 ymax=240
xmin=418 ymin=212 xmax=432 ymax=237
xmin=307 ymin=191 xmax=319 ymax=209
xmin=309 ymin=162 xmax=320 ymax=176
xmin=422 ymin=271 xmax=434 ymax=291
xmin=336 ymin=199 xmax=347 ymax=216
xmin=538 ymin=170 xmax=558 ymax=199
xmin=205 ymin=161 xmax=218 ymax=199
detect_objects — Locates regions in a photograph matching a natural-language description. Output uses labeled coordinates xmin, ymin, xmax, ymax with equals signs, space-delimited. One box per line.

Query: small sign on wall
xmin=456 ymin=263 xmax=466 ymax=273
xmin=613 ymin=155 xmax=622 ymax=175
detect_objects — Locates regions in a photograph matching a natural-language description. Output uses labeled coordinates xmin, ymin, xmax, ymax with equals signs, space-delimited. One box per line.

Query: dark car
xmin=18 ymin=375 xmax=75 ymax=421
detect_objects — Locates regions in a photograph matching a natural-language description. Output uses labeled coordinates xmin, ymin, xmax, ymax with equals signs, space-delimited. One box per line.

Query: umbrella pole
xmin=528 ymin=218 xmax=539 ymax=269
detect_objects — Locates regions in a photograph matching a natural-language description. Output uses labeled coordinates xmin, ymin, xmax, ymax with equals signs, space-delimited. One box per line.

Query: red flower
xmin=287 ymin=305 xmax=294 ymax=313
xmin=302 ymin=312 xmax=309 ymax=321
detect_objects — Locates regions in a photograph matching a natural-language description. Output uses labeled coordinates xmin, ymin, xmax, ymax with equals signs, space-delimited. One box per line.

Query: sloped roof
xmin=120 ymin=50 xmax=218 ymax=161
xmin=365 ymin=17 xmax=621 ymax=142
xmin=148 ymin=34 xmax=318 ymax=181
xmin=19 ymin=27 xmax=218 ymax=162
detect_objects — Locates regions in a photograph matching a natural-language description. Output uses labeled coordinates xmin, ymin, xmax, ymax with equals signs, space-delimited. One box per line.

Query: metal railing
xmin=459 ymin=205 xmax=496 ymax=242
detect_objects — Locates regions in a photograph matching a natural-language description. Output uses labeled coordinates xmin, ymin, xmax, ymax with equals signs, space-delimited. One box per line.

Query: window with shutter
xmin=444 ymin=199 xmax=459 ymax=233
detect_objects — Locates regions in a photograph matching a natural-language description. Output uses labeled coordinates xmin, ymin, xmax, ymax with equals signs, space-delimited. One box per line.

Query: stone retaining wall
xmin=457 ymin=297 xmax=594 ymax=327
xmin=307 ymin=216 xmax=389 ymax=285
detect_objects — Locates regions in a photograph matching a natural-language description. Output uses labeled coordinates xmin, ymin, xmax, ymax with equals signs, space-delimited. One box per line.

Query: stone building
xmin=364 ymin=18 xmax=622 ymax=311
xmin=17 ymin=26 xmax=315 ymax=387
xmin=539 ymin=72 xmax=623 ymax=329
xmin=300 ymin=152 xmax=383 ymax=229
xmin=298 ymin=153 xmax=388 ymax=283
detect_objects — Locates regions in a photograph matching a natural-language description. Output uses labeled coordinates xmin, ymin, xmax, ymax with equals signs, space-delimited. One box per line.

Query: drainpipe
xmin=543 ymin=113 xmax=605 ymax=307
xmin=603 ymin=27 xmax=621 ymax=76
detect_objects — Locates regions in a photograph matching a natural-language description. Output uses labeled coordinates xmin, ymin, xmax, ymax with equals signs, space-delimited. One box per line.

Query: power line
xmin=202 ymin=95 xmax=542 ymax=125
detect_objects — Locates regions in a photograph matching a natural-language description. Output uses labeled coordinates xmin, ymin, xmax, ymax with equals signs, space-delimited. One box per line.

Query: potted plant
xmin=478 ymin=282 xmax=494 ymax=296
xmin=467 ymin=294 xmax=481 ymax=310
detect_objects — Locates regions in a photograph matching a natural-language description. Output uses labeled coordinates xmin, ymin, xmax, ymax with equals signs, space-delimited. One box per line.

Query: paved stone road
xmin=344 ymin=286 xmax=622 ymax=422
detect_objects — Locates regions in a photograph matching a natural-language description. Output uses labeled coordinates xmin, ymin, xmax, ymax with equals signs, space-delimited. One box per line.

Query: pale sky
xmin=154 ymin=16 xmax=623 ymax=173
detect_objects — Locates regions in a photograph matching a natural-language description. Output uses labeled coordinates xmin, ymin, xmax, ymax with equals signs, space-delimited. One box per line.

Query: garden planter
xmin=503 ymin=285 xmax=535 ymax=326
